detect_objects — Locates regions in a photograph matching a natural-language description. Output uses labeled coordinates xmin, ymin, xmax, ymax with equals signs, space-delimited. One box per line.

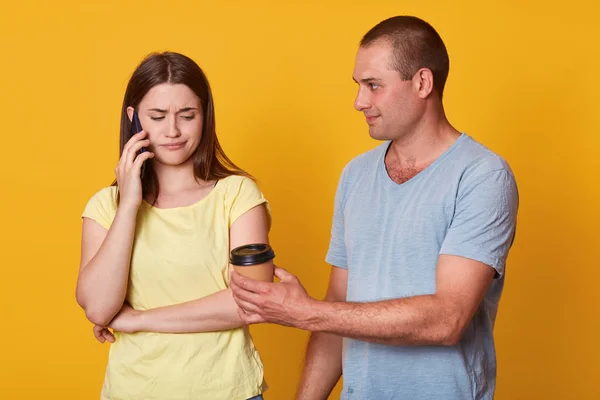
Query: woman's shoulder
xmin=83 ymin=185 xmax=118 ymax=215
xmin=217 ymin=174 xmax=261 ymax=195
xmin=217 ymin=174 xmax=267 ymax=207
xmin=88 ymin=186 xmax=119 ymax=203
xmin=81 ymin=186 xmax=119 ymax=229
xmin=217 ymin=174 xmax=269 ymax=227
xmin=218 ymin=174 xmax=254 ymax=185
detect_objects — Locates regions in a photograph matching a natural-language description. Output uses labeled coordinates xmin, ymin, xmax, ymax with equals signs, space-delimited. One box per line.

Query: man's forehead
xmin=353 ymin=44 xmax=394 ymax=77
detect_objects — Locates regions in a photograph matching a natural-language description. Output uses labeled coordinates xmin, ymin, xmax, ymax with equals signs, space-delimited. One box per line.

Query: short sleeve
xmin=439 ymin=169 xmax=519 ymax=277
xmin=228 ymin=176 xmax=271 ymax=229
xmin=325 ymin=165 xmax=350 ymax=269
xmin=81 ymin=186 xmax=118 ymax=230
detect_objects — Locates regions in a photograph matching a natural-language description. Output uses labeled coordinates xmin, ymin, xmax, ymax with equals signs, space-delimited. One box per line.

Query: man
xmin=231 ymin=15 xmax=519 ymax=400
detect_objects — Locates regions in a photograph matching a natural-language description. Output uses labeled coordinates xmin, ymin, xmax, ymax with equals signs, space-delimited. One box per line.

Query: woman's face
xmin=128 ymin=83 xmax=203 ymax=168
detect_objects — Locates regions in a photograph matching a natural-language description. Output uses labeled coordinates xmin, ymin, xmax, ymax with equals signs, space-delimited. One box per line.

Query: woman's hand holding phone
xmin=115 ymin=131 xmax=154 ymax=210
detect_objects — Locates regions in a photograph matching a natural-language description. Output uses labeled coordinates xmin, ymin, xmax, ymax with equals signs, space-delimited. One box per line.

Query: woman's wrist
xmin=134 ymin=309 xmax=149 ymax=332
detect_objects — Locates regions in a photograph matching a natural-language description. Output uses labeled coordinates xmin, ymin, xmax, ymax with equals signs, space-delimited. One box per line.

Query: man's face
xmin=353 ymin=41 xmax=422 ymax=141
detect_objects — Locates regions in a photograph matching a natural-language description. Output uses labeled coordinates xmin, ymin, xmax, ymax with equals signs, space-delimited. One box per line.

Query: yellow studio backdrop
xmin=0 ymin=0 xmax=598 ymax=398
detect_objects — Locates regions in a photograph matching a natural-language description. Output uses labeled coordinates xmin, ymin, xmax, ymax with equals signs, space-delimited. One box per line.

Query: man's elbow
xmin=441 ymin=330 xmax=462 ymax=346
xmin=440 ymin=317 xmax=466 ymax=346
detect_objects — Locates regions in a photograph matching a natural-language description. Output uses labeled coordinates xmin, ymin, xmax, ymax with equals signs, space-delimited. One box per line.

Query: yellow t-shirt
xmin=82 ymin=175 xmax=269 ymax=400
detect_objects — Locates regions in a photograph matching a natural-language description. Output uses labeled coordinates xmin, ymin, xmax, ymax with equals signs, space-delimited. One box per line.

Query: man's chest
xmin=342 ymin=180 xmax=456 ymax=253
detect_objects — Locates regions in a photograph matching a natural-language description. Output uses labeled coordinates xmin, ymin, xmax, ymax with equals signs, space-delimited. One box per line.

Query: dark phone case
xmin=130 ymin=110 xmax=147 ymax=178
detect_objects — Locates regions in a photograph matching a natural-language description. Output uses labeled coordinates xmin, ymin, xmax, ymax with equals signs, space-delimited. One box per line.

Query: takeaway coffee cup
xmin=230 ymin=243 xmax=275 ymax=282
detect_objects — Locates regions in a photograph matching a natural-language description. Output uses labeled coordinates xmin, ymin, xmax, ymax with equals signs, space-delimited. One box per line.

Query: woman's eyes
xmin=149 ymin=115 xmax=195 ymax=121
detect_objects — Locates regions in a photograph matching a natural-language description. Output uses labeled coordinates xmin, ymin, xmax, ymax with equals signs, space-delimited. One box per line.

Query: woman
xmin=76 ymin=52 xmax=270 ymax=400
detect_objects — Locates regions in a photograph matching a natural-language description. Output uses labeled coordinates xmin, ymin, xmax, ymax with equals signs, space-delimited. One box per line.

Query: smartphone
xmin=130 ymin=110 xmax=147 ymax=178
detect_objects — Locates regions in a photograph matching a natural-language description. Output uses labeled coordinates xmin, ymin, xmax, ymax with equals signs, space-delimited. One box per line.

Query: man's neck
xmin=386 ymin=119 xmax=460 ymax=168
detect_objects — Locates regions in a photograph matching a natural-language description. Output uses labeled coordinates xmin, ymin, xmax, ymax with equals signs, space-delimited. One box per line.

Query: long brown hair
xmin=113 ymin=52 xmax=250 ymax=204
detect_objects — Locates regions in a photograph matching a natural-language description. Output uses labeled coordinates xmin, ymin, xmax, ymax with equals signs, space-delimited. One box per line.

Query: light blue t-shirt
xmin=326 ymin=133 xmax=519 ymax=400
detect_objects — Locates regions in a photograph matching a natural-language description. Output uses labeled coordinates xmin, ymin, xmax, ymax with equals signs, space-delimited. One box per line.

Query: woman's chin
xmin=152 ymin=156 xmax=194 ymax=168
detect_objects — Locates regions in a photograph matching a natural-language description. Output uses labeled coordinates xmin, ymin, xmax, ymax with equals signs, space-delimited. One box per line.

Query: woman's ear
xmin=126 ymin=106 xmax=135 ymax=122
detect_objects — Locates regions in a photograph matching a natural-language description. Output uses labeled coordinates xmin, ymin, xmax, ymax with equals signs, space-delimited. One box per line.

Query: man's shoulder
xmin=341 ymin=141 xmax=388 ymax=177
xmin=457 ymin=134 xmax=515 ymax=180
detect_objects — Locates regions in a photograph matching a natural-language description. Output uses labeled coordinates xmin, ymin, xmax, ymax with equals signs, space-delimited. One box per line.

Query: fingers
xmin=117 ymin=131 xmax=146 ymax=176
xmin=231 ymin=281 xmax=264 ymax=305
xmin=119 ymin=130 xmax=147 ymax=169
xmin=125 ymin=138 xmax=151 ymax=167
xmin=131 ymin=150 xmax=155 ymax=179
xmin=93 ymin=325 xmax=115 ymax=344
xmin=273 ymin=267 xmax=293 ymax=281
xmin=237 ymin=308 xmax=245 ymax=320
xmin=230 ymin=271 xmax=270 ymax=294
xmin=132 ymin=150 xmax=155 ymax=171
xmin=237 ymin=308 xmax=266 ymax=325
xmin=122 ymin=130 xmax=147 ymax=155
xmin=93 ymin=325 xmax=105 ymax=343
xmin=232 ymin=294 xmax=263 ymax=314
xmin=116 ymin=131 xmax=153 ymax=184
xmin=230 ymin=274 xmax=266 ymax=299
xmin=243 ymin=313 xmax=267 ymax=324
xmin=103 ymin=329 xmax=115 ymax=343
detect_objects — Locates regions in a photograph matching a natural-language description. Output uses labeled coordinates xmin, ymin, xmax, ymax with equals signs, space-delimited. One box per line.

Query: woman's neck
xmin=152 ymin=160 xmax=209 ymax=195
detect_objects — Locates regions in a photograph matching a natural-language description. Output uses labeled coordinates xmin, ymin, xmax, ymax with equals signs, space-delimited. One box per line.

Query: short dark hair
xmin=361 ymin=16 xmax=450 ymax=96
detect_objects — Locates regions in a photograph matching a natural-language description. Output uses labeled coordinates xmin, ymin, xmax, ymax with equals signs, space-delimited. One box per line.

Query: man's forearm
xmin=138 ymin=289 xmax=245 ymax=333
xmin=302 ymin=295 xmax=461 ymax=346
xmin=296 ymin=331 xmax=343 ymax=400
